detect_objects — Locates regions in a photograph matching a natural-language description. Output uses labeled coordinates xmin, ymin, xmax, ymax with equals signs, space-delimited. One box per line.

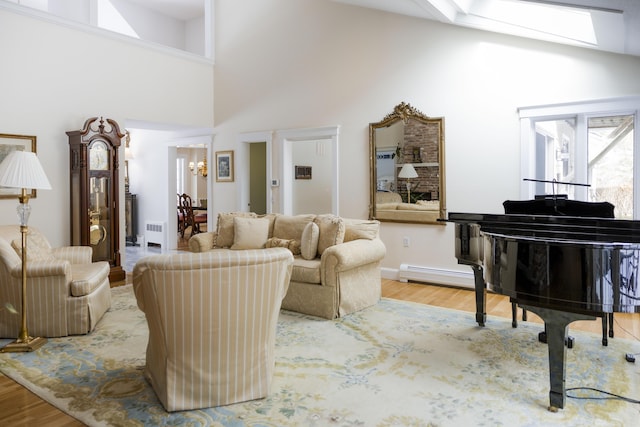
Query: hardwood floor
xmin=1 ymin=276 xmax=638 ymax=425
xmin=381 ymin=279 xmax=640 ymax=340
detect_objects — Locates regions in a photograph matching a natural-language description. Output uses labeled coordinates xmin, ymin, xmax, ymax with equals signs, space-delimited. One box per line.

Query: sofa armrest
xmin=11 ymin=259 xmax=71 ymax=279
xmin=188 ymin=232 xmax=217 ymax=252
xmin=52 ymin=246 xmax=93 ymax=264
xmin=320 ymin=238 xmax=386 ymax=285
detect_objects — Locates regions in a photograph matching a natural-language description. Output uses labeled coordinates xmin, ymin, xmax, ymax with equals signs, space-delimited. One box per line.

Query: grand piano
xmin=446 ymin=208 xmax=640 ymax=411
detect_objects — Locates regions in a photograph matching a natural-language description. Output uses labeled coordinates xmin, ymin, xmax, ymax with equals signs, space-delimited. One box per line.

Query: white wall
xmin=292 ymin=139 xmax=332 ymax=214
xmin=0 ymin=9 xmax=213 ymax=257
xmin=213 ymin=0 xmax=640 ymax=286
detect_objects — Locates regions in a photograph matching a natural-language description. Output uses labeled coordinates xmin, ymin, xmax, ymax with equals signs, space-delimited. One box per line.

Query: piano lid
xmin=445 ymin=212 xmax=640 ymax=244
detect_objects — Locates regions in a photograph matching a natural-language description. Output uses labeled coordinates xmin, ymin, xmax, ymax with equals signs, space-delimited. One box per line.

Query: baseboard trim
xmin=382 ymin=265 xmax=474 ymax=289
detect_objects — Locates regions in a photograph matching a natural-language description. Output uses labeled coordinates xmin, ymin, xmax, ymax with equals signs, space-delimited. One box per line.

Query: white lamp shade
xmin=398 ymin=163 xmax=418 ymax=179
xmin=0 ymin=151 xmax=52 ymax=190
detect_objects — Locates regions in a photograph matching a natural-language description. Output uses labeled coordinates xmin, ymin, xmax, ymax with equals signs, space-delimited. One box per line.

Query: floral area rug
xmin=1 ymin=285 xmax=639 ymax=426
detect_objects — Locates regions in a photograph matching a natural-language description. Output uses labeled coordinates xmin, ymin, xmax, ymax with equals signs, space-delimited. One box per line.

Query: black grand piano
xmin=446 ymin=206 xmax=640 ymax=411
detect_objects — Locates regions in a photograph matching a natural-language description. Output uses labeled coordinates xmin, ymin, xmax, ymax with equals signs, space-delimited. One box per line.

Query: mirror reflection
xmin=369 ymin=102 xmax=446 ymax=224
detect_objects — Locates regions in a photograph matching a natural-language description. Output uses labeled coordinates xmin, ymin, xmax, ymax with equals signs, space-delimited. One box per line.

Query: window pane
xmin=588 ymin=115 xmax=634 ymax=219
xmin=534 ymin=119 xmax=576 ymax=198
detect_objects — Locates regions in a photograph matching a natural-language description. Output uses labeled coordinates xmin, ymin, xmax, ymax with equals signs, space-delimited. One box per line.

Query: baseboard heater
xmin=144 ymin=221 xmax=167 ymax=248
xmin=398 ymin=263 xmax=474 ymax=288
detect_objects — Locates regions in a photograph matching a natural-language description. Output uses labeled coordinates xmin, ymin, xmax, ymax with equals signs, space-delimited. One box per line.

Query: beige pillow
xmin=265 ymin=237 xmax=301 ymax=255
xmin=313 ymin=214 xmax=345 ymax=255
xmin=11 ymin=234 xmax=55 ymax=261
xmin=214 ymin=212 xmax=257 ymax=248
xmin=416 ymin=200 xmax=439 ymax=210
xmin=343 ymin=219 xmax=380 ymax=242
xmin=300 ymin=221 xmax=319 ymax=260
xmin=257 ymin=213 xmax=279 ymax=238
xmin=376 ymin=203 xmax=399 ymax=210
xmin=272 ymin=214 xmax=315 ymax=241
xmin=397 ymin=202 xmax=432 ymax=211
xmin=231 ymin=217 xmax=270 ymax=250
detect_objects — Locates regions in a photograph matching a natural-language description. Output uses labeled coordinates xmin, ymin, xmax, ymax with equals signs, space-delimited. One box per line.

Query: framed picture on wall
xmin=295 ymin=165 xmax=312 ymax=179
xmin=215 ymin=150 xmax=234 ymax=182
xmin=0 ymin=133 xmax=37 ymax=199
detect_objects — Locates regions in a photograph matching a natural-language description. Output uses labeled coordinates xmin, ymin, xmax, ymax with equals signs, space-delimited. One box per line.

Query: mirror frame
xmin=369 ymin=102 xmax=446 ymax=224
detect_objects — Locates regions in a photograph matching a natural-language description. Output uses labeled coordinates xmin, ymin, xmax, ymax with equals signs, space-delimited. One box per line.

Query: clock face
xmin=90 ymin=140 xmax=109 ymax=170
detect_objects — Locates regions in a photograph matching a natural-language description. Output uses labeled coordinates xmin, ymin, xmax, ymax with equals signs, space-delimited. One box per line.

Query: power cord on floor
xmin=614 ymin=317 xmax=640 ymax=342
xmin=566 ymin=387 xmax=640 ymax=404
xmin=566 ymin=318 xmax=640 ymax=405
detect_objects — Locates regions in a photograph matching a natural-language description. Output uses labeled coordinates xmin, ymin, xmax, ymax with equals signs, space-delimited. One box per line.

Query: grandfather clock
xmin=67 ymin=117 xmax=125 ymax=283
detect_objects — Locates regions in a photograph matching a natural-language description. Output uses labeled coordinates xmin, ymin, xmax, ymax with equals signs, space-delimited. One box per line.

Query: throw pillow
xmin=265 ymin=237 xmax=301 ymax=255
xmin=343 ymin=219 xmax=379 ymax=242
xmin=300 ymin=221 xmax=319 ymax=260
xmin=214 ymin=212 xmax=257 ymax=248
xmin=313 ymin=214 xmax=345 ymax=255
xmin=272 ymin=214 xmax=316 ymax=241
xmin=11 ymin=234 xmax=56 ymax=262
xmin=257 ymin=213 xmax=279 ymax=238
xmin=231 ymin=217 xmax=270 ymax=250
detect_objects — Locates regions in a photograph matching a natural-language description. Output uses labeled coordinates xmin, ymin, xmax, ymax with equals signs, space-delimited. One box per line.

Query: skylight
xmin=471 ymin=0 xmax=596 ymax=45
xmin=334 ymin=0 xmax=626 ymax=55
xmin=456 ymin=0 xmax=624 ymax=52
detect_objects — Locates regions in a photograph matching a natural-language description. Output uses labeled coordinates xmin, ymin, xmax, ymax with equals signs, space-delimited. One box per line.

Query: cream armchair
xmin=0 ymin=225 xmax=111 ymax=338
xmin=132 ymin=248 xmax=294 ymax=412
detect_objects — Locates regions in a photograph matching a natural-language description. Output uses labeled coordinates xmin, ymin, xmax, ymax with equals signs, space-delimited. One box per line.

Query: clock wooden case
xmin=67 ymin=117 xmax=125 ymax=283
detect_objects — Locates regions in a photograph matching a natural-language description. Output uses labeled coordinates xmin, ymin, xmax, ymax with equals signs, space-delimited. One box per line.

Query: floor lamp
xmin=0 ymin=150 xmax=51 ymax=353
xmin=398 ymin=163 xmax=418 ymax=203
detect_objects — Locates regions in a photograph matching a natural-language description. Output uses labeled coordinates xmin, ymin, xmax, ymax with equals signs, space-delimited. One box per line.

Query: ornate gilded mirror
xmin=369 ymin=102 xmax=445 ymax=224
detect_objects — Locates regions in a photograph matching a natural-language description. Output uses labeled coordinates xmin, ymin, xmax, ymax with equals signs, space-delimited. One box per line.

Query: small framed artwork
xmin=215 ymin=150 xmax=234 ymax=182
xmin=295 ymin=165 xmax=312 ymax=180
xmin=0 ymin=133 xmax=37 ymax=199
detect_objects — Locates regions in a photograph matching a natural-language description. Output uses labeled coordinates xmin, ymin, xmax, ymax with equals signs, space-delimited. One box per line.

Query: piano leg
xmin=510 ymin=301 xmax=528 ymax=328
xmin=601 ymin=316 xmax=608 ymax=346
xmin=521 ymin=305 xmax=595 ymax=411
xmin=472 ymin=265 xmax=487 ymax=327
xmin=600 ymin=313 xmax=615 ymax=346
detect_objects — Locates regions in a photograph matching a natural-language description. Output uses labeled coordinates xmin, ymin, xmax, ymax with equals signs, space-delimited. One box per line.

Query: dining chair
xmin=179 ymin=193 xmax=207 ymax=237
xmin=177 ymin=193 xmax=188 ymax=238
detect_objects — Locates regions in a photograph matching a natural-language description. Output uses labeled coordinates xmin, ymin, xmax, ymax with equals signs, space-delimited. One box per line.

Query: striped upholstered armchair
xmin=0 ymin=225 xmax=112 ymax=338
xmin=132 ymin=247 xmax=294 ymax=411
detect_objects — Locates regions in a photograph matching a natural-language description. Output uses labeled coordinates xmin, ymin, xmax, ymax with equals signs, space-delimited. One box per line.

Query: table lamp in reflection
xmin=398 ymin=163 xmax=418 ymax=203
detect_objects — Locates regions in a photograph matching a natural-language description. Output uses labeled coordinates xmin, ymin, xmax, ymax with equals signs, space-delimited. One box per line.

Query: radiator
xmin=398 ymin=263 xmax=474 ymax=288
xmin=144 ymin=221 xmax=166 ymax=248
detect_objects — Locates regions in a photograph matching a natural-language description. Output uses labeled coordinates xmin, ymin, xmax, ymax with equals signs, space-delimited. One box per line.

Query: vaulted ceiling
xmin=132 ymin=0 xmax=640 ymax=58
xmin=333 ymin=0 xmax=640 ymax=57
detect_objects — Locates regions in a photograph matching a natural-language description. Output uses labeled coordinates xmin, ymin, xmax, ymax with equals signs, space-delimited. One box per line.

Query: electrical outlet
xmin=403 ymin=237 xmax=410 ymax=247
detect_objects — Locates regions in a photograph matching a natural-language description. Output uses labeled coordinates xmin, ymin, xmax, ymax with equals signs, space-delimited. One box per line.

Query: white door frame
xmin=277 ymin=126 xmax=340 ymax=215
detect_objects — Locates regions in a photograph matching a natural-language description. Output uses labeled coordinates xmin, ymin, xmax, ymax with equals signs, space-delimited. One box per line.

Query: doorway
xmin=278 ymin=126 xmax=339 ymax=216
xmin=239 ymin=131 xmax=273 ymax=214
xmin=249 ymin=143 xmax=267 ymax=214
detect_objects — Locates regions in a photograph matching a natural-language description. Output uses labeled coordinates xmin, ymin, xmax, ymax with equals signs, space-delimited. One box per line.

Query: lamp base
xmin=1 ymin=336 xmax=47 ymax=353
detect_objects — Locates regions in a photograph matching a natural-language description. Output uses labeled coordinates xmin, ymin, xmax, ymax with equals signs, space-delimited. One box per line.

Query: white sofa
xmin=375 ymin=191 xmax=440 ymax=222
xmin=189 ymin=213 xmax=386 ymax=319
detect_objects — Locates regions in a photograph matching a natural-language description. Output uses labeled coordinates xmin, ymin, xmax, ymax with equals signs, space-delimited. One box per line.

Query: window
xmin=519 ymin=98 xmax=639 ymax=219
